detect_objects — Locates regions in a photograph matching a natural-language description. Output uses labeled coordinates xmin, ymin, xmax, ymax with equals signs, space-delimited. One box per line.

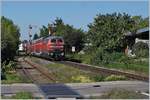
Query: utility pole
xmin=28 ymin=25 xmax=32 ymax=44
xmin=28 ymin=24 xmax=37 ymax=44
xmin=28 ymin=24 xmax=37 ymax=56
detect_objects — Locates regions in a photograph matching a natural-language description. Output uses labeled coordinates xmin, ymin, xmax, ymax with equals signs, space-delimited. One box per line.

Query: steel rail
xmin=19 ymin=57 xmax=57 ymax=83
xmin=60 ymin=61 xmax=149 ymax=82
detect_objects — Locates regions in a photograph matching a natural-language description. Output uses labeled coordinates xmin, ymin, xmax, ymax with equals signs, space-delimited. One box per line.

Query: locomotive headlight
xmin=50 ymin=53 xmax=53 ymax=55
xmin=61 ymin=52 xmax=64 ymax=56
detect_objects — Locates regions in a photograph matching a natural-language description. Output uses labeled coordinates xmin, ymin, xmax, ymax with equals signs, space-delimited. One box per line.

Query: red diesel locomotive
xmin=24 ymin=36 xmax=65 ymax=60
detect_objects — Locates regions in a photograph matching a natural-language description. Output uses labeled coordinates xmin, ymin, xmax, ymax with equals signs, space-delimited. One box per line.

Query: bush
xmin=110 ymin=52 xmax=125 ymax=62
xmin=132 ymin=42 xmax=149 ymax=58
xmin=91 ymin=48 xmax=127 ymax=65
xmin=1 ymin=16 xmax=20 ymax=62
xmin=1 ymin=61 xmax=16 ymax=80
xmin=104 ymin=75 xmax=126 ymax=81
xmin=91 ymin=48 xmax=111 ymax=65
xmin=2 ymin=61 xmax=16 ymax=72
xmin=93 ymin=75 xmax=105 ymax=82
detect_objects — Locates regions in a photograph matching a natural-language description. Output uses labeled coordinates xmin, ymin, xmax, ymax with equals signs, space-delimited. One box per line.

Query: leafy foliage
xmin=1 ymin=16 xmax=20 ymax=62
xmin=39 ymin=25 xmax=49 ymax=37
xmin=33 ymin=33 xmax=39 ymax=40
xmin=86 ymin=13 xmax=149 ymax=67
xmin=1 ymin=16 xmax=20 ymax=80
xmin=93 ymin=75 xmax=105 ymax=81
xmin=91 ymin=48 xmax=111 ymax=65
xmin=104 ymin=75 xmax=126 ymax=81
xmin=131 ymin=16 xmax=149 ymax=31
xmin=132 ymin=42 xmax=149 ymax=57
xmin=87 ymin=13 xmax=135 ymax=52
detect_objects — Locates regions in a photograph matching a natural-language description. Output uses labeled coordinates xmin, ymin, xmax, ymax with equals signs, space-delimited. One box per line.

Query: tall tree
xmin=1 ymin=16 xmax=20 ymax=62
xmin=131 ymin=16 xmax=149 ymax=31
xmin=87 ymin=12 xmax=135 ymax=52
xmin=39 ymin=25 xmax=49 ymax=37
xmin=33 ymin=33 xmax=39 ymax=40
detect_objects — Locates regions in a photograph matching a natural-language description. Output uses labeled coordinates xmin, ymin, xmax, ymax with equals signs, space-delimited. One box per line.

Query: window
xmin=51 ymin=39 xmax=56 ymax=43
xmin=57 ymin=38 xmax=63 ymax=42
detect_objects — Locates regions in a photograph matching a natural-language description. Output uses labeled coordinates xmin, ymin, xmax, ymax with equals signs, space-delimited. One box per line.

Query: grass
xmin=30 ymin=56 xmax=127 ymax=82
xmin=105 ymin=61 xmax=149 ymax=75
xmin=46 ymin=63 xmax=96 ymax=83
xmin=45 ymin=62 xmax=127 ymax=83
xmin=1 ymin=71 xmax=30 ymax=84
xmin=2 ymin=72 xmax=22 ymax=84
xmin=12 ymin=92 xmax=33 ymax=99
xmin=104 ymin=75 xmax=127 ymax=81
xmin=67 ymin=53 xmax=149 ymax=76
xmin=99 ymin=89 xmax=148 ymax=99
xmin=2 ymin=92 xmax=33 ymax=99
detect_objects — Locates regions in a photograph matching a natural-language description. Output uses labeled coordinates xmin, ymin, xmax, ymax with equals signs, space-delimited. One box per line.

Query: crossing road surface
xmin=1 ymin=81 xmax=149 ymax=99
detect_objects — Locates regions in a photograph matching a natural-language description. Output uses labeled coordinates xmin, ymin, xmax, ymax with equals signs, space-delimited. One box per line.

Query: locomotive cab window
xmin=51 ymin=39 xmax=56 ymax=43
xmin=57 ymin=38 xmax=63 ymax=42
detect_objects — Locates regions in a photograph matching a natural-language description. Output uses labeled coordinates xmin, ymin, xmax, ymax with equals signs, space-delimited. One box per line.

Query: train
xmin=22 ymin=36 xmax=65 ymax=60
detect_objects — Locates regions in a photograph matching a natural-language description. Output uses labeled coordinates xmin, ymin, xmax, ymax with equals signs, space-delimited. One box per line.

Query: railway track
xmin=60 ymin=61 xmax=149 ymax=82
xmin=18 ymin=57 xmax=57 ymax=84
xmin=19 ymin=56 xmax=149 ymax=82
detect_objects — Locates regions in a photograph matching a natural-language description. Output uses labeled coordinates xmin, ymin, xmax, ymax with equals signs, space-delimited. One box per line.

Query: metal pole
xmin=28 ymin=25 xmax=32 ymax=57
xmin=29 ymin=25 xmax=32 ymax=44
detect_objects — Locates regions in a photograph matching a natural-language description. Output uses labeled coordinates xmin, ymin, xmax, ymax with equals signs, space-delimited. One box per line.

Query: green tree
xmin=1 ymin=16 xmax=20 ymax=79
xmin=87 ymin=12 xmax=135 ymax=52
xmin=1 ymin=16 xmax=20 ymax=62
xmin=141 ymin=17 xmax=149 ymax=28
xmin=39 ymin=25 xmax=49 ymax=37
xmin=131 ymin=16 xmax=149 ymax=31
xmin=33 ymin=33 xmax=39 ymax=40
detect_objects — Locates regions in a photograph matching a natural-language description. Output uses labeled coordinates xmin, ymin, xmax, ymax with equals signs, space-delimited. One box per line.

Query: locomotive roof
xmin=31 ymin=36 xmax=63 ymax=43
xmin=44 ymin=36 xmax=63 ymax=40
xmin=32 ymin=37 xmax=44 ymax=43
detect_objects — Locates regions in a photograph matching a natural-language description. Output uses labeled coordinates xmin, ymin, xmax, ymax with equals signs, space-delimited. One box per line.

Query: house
xmin=125 ymin=27 xmax=149 ymax=56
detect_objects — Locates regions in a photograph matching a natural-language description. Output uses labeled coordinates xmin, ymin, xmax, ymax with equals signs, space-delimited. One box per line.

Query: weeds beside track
xmin=60 ymin=61 xmax=149 ymax=82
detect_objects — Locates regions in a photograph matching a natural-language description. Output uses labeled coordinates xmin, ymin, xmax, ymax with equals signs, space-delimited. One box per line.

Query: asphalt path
xmin=1 ymin=81 xmax=149 ymax=99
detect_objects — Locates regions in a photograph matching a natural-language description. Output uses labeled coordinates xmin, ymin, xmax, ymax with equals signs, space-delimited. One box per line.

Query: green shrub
xmin=118 ymin=55 xmax=132 ymax=67
xmin=133 ymin=42 xmax=149 ymax=58
xmin=1 ymin=61 xmax=16 ymax=80
xmin=110 ymin=52 xmax=125 ymax=62
xmin=91 ymin=48 xmax=111 ymax=65
xmin=91 ymin=48 xmax=128 ymax=65
xmin=104 ymin=75 xmax=126 ymax=81
xmin=2 ymin=61 xmax=16 ymax=72
xmin=93 ymin=75 xmax=104 ymax=82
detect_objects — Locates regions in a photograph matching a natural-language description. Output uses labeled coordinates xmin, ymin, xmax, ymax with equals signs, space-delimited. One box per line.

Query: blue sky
xmin=2 ymin=1 xmax=149 ymax=40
